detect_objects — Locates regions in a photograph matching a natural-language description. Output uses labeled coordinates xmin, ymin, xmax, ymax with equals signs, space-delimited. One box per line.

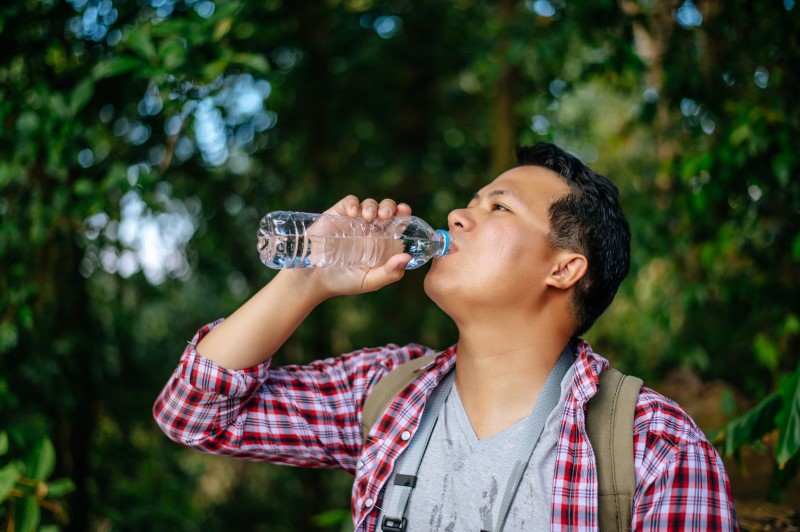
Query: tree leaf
xmin=754 ymin=333 xmax=780 ymax=371
xmin=794 ymin=233 xmax=800 ymax=260
xmin=712 ymin=390 xmax=782 ymax=458
xmin=126 ymin=27 xmax=157 ymax=62
xmin=233 ymin=53 xmax=270 ymax=74
xmin=92 ymin=56 xmax=144 ymax=80
xmin=158 ymin=39 xmax=187 ymax=70
xmin=45 ymin=478 xmax=76 ymax=498
xmin=767 ymin=453 xmax=800 ymax=503
xmin=785 ymin=314 xmax=800 ymax=336
xmin=70 ymin=77 xmax=95 ymax=116
xmin=0 ymin=431 xmax=8 ymax=456
xmin=212 ymin=17 xmax=233 ymax=42
xmin=73 ymin=178 xmax=95 ymax=197
xmin=0 ymin=462 xmax=21 ymax=502
xmin=15 ymin=495 xmax=41 ymax=532
xmin=202 ymin=58 xmax=229 ymax=81
xmin=27 ymin=438 xmax=55 ymax=481
xmin=775 ymin=369 xmax=800 ymax=467
xmin=311 ymin=508 xmax=349 ymax=527
xmin=48 ymin=93 xmax=69 ymax=119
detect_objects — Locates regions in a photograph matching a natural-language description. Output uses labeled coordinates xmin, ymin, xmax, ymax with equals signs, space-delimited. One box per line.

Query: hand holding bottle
xmin=282 ymin=195 xmax=417 ymax=298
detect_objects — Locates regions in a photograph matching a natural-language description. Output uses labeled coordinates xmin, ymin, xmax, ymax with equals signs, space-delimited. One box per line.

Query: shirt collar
xmin=570 ymin=339 xmax=610 ymax=405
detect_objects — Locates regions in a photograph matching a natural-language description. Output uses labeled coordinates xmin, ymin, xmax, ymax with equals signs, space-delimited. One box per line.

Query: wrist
xmin=273 ymin=268 xmax=333 ymax=306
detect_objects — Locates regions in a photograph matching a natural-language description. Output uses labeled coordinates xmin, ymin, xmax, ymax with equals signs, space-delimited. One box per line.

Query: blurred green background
xmin=1 ymin=0 xmax=799 ymax=530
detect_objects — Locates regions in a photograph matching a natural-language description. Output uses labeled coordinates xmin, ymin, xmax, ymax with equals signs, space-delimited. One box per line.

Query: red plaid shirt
xmin=154 ymin=321 xmax=738 ymax=530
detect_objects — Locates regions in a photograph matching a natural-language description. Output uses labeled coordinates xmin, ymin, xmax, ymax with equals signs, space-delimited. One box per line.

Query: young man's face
xmin=424 ymin=165 xmax=572 ymax=320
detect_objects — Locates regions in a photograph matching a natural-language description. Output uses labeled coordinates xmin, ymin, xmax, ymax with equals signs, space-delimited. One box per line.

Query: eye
xmin=492 ymin=203 xmax=510 ymax=212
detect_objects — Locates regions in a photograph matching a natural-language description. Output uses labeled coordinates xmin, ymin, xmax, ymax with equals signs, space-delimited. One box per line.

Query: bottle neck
xmin=433 ymin=229 xmax=451 ymax=256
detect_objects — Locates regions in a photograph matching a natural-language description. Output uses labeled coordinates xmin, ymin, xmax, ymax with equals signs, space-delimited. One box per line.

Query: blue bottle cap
xmin=435 ymin=229 xmax=450 ymax=256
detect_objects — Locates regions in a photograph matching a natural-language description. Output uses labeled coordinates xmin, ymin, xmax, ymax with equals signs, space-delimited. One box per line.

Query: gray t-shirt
xmin=378 ymin=364 xmax=574 ymax=532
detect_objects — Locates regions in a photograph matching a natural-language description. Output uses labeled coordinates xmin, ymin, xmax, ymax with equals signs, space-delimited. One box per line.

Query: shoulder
xmin=633 ymin=386 xmax=709 ymax=447
xmin=578 ymin=344 xmax=729 ymax=494
xmin=631 ymin=385 xmax=731 ymax=494
xmin=629 ymin=387 xmax=736 ymax=527
xmin=575 ymin=341 xmax=709 ymax=448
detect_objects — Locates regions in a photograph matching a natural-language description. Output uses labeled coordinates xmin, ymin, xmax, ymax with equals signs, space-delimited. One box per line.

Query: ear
xmin=545 ymin=252 xmax=588 ymax=290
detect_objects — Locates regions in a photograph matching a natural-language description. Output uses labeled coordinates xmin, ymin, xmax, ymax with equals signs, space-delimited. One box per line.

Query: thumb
xmin=361 ymin=254 xmax=411 ymax=292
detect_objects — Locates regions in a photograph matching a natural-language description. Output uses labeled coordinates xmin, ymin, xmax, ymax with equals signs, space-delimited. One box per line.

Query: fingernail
xmin=379 ymin=207 xmax=390 ymax=217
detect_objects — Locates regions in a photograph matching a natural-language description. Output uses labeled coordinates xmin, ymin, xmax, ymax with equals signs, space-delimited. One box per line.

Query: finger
xmin=360 ymin=198 xmax=380 ymax=221
xmin=385 ymin=253 xmax=412 ymax=272
xmin=361 ymin=254 xmax=410 ymax=292
xmin=328 ymin=195 xmax=361 ymax=216
xmin=377 ymin=199 xmax=397 ymax=219
xmin=396 ymin=202 xmax=412 ymax=217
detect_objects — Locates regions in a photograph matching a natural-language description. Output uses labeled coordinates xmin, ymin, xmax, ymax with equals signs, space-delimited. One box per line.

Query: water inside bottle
xmin=259 ymin=233 xmax=410 ymax=269
xmin=259 ymin=233 xmax=447 ymax=268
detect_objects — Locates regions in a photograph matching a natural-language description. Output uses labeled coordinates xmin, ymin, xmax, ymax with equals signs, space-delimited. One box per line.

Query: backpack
xmin=361 ymin=354 xmax=643 ymax=532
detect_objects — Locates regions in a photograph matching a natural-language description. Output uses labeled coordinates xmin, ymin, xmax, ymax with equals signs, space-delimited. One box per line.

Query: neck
xmin=453 ymin=316 xmax=572 ymax=439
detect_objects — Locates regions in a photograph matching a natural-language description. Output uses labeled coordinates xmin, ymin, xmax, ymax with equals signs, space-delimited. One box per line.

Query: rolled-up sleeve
xmin=153 ymin=320 xmax=429 ymax=473
xmin=153 ymin=320 xmax=273 ymax=450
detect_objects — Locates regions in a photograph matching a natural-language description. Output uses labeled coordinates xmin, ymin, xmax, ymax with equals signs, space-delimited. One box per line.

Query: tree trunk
xmin=490 ymin=0 xmax=519 ymax=177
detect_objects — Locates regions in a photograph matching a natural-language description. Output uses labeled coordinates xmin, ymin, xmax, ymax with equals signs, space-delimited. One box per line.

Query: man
xmin=154 ymin=142 xmax=737 ymax=530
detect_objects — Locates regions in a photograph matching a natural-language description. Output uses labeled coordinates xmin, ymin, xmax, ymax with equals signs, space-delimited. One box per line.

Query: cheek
xmin=485 ymin=226 xmax=533 ymax=263
xmin=424 ymin=226 xmax=546 ymax=301
xmin=484 ymin=229 xmax=552 ymax=290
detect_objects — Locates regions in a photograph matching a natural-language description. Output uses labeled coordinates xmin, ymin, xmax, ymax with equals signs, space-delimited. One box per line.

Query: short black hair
xmin=516 ymin=142 xmax=630 ymax=337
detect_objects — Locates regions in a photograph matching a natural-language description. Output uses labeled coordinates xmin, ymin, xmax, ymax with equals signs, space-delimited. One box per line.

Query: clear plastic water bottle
xmin=257 ymin=211 xmax=451 ymax=270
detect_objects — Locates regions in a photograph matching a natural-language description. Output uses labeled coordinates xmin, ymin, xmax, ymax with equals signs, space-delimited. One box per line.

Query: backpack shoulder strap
xmin=361 ymin=354 xmax=437 ymax=442
xmin=585 ymin=367 xmax=643 ymax=532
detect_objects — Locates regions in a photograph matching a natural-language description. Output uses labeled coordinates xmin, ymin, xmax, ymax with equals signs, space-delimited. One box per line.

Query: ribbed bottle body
xmin=257 ymin=211 xmax=449 ymax=270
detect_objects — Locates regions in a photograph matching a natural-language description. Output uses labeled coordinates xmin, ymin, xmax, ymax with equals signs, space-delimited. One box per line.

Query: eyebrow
xmin=471 ymin=189 xmax=520 ymax=201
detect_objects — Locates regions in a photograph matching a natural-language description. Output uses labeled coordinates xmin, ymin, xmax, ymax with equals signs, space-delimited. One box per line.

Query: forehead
xmin=479 ymin=165 xmax=570 ymax=209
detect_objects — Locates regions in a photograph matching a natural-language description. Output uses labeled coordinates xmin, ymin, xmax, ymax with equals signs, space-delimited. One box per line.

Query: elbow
xmin=152 ymin=389 xmax=202 ymax=448
xmin=152 ymin=396 xmax=184 ymax=445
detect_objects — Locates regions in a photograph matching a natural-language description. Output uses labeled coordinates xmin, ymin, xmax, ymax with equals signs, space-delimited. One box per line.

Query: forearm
xmin=196 ymin=269 xmax=328 ymax=370
xmin=196 ymin=195 xmax=412 ymax=370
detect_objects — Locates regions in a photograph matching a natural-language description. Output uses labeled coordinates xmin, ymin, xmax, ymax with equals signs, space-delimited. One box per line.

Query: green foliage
xmin=1 ymin=0 xmax=798 ymax=527
xmin=1 ymin=381 xmax=76 ymax=531
xmin=776 ymin=370 xmax=800 ymax=469
xmin=713 ymin=363 xmax=800 ymax=501
xmin=638 ymin=0 xmax=800 ymax=498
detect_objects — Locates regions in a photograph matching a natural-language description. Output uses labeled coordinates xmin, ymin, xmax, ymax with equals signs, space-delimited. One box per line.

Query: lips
xmin=447 ymin=237 xmax=460 ymax=253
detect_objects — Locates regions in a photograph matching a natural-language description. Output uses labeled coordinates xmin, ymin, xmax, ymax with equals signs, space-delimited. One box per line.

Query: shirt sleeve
xmin=152 ymin=320 xmax=429 ymax=474
xmin=632 ymin=390 xmax=739 ymax=531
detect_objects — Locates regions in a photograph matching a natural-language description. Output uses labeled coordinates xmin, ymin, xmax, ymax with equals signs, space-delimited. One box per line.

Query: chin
xmin=423 ymin=269 xmax=462 ymax=318
xmin=423 ymin=269 xmax=438 ymax=298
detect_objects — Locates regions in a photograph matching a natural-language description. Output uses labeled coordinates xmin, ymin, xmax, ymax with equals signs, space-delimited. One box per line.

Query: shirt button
xmin=357 ymin=460 xmax=365 ymax=469
xmin=401 ymin=431 xmax=411 ymax=441
xmin=365 ymin=498 xmax=374 ymax=508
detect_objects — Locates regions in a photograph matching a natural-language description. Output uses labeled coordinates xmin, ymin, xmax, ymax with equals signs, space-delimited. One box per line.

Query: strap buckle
xmin=381 ymin=516 xmax=407 ymax=532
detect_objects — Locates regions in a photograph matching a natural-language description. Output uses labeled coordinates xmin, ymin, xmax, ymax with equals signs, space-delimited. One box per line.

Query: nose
xmin=447 ymin=207 xmax=473 ymax=232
